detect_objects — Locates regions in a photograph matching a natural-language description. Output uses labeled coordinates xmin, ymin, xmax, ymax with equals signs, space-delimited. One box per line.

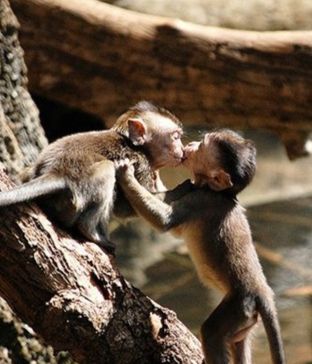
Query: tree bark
xmin=0 ymin=0 xmax=47 ymax=177
xmin=0 ymin=1 xmax=60 ymax=361
xmin=0 ymin=168 xmax=203 ymax=364
xmin=10 ymin=0 xmax=312 ymax=158
xmin=0 ymin=1 xmax=203 ymax=362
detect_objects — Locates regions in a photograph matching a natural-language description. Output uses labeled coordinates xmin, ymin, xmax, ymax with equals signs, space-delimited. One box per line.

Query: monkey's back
xmin=24 ymin=130 xmax=156 ymax=222
xmin=29 ymin=130 xmax=155 ymax=190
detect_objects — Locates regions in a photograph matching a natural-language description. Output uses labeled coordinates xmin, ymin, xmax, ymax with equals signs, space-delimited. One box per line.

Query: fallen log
xmin=11 ymin=0 xmax=312 ymax=158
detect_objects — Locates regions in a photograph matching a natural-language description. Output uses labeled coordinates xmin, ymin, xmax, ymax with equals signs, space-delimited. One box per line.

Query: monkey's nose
xmin=181 ymin=150 xmax=187 ymax=161
xmin=186 ymin=141 xmax=198 ymax=147
xmin=182 ymin=147 xmax=190 ymax=159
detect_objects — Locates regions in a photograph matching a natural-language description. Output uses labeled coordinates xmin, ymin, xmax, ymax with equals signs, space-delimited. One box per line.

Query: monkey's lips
xmin=172 ymin=156 xmax=185 ymax=166
xmin=181 ymin=155 xmax=191 ymax=168
xmin=181 ymin=155 xmax=188 ymax=163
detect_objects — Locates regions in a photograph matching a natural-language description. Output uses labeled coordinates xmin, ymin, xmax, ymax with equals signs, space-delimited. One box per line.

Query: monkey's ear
xmin=208 ymin=169 xmax=233 ymax=191
xmin=128 ymin=118 xmax=147 ymax=145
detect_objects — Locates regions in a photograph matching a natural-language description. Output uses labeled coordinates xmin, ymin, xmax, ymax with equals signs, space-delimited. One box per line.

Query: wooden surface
xmin=0 ymin=168 xmax=203 ymax=363
xmin=0 ymin=0 xmax=47 ymax=176
xmin=0 ymin=2 xmax=203 ymax=361
xmin=11 ymin=0 xmax=312 ymax=158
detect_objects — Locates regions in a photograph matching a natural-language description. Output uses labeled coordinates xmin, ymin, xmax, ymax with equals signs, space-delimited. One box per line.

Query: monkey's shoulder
xmin=37 ymin=130 xmax=148 ymax=159
xmin=32 ymin=130 xmax=152 ymax=177
xmin=175 ymin=187 xmax=232 ymax=207
xmin=174 ymin=188 xmax=246 ymax=222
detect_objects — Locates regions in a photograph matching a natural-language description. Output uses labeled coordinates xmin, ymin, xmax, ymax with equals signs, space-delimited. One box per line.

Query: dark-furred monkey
xmin=0 ymin=101 xmax=184 ymax=251
xmin=115 ymin=130 xmax=285 ymax=364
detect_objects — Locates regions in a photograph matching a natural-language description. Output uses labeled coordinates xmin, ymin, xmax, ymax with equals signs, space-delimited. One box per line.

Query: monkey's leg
xmin=232 ymin=333 xmax=253 ymax=364
xmin=76 ymin=160 xmax=116 ymax=252
xmin=200 ymin=294 xmax=257 ymax=364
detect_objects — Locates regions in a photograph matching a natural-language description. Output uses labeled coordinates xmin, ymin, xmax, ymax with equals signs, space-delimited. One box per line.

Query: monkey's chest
xmin=184 ymin=228 xmax=230 ymax=292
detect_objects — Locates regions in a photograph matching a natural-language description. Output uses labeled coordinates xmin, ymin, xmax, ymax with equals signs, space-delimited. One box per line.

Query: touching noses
xmin=186 ymin=141 xmax=198 ymax=148
xmin=184 ymin=141 xmax=199 ymax=158
xmin=174 ymin=139 xmax=185 ymax=160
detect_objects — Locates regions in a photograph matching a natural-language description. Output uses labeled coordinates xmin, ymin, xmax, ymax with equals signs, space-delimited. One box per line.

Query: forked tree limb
xmin=10 ymin=0 xmax=312 ymax=158
xmin=0 ymin=167 xmax=203 ymax=364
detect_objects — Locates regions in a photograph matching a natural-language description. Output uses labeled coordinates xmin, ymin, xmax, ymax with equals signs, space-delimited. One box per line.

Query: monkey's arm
xmin=155 ymin=179 xmax=195 ymax=203
xmin=116 ymin=164 xmax=191 ymax=232
xmin=118 ymin=172 xmax=172 ymax=231
xmin=114 ymin=176 xmax=193 ymax=219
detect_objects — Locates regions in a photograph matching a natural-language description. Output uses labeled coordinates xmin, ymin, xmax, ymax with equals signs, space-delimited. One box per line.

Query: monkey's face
xmin=183 ymin=135 xmax=233 ymax=190
xmin=143 ymin=112 xmax=184 ymax=169
xmin=115 ymin=104 xmax=184 ymax=170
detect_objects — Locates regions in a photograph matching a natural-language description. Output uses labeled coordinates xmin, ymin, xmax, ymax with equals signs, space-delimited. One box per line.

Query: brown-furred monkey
xmin=0 ymin=101 xmax=184 ymax=252
xmin=115 ymin=129 xmax=286 ymax=364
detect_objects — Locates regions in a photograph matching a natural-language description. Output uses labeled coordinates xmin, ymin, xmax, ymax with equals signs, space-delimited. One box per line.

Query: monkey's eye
xmin=172 ymin=131 xmax=181 ymax=140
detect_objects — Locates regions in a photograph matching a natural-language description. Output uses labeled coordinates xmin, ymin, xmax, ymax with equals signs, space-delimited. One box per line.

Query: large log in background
xmin=10 ymin=0 xmax=312 ymax=158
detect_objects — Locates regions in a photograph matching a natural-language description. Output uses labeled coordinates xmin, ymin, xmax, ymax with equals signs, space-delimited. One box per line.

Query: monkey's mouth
xmin=181 ymin=152 xmax=190 ymax=164
xmin=172 ymin=157 xmax=185 ymax=166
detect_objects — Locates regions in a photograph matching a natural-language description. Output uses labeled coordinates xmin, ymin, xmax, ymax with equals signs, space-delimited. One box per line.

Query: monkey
xmin=115 ymin=129 xmax=286 ymax=364
xmin=0 ymin=101 xmax=185 ymax=252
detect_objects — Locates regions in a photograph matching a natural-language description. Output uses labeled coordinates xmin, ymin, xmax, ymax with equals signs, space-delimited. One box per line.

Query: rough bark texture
xmin=0 ymin=168 xmax=203 ymax=364
xmin=10 ymin=0 xmax=312 ymax=158
xmin=0 ymin=1 xmax=62 ymax=361
xmin=0 ymin=0 xmax=47 ymax=177
xmin=0 ymin=1 xmax=203 ymax=362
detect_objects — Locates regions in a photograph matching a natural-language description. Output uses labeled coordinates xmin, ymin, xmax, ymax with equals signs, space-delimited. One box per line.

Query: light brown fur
xmin=0 ymin=101 xmax=184 ymax=252
xmin=116 ymin=129 xmax=285 ymax=364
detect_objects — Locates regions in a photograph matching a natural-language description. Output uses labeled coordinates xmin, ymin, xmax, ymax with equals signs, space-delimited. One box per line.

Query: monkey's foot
xmin=99 ymin=239 xmax=116 ymax=255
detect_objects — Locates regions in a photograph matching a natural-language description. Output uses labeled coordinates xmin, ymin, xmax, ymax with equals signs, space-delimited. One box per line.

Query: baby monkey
xmin=116 ymin=130 xmax=285 ymax=364
xmin=0 ymin=101 xmax=184 ymax=251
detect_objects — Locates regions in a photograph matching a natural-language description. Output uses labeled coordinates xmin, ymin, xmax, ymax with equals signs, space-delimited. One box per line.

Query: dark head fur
xmin=112 ymin=101 xmax=182 ymax=136
xmin=210 ymin=129 xmax=256 ymax=195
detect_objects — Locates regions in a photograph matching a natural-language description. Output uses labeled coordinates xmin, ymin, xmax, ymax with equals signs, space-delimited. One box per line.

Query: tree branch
xmin=0 ymin=167 xmax=203 ymax=363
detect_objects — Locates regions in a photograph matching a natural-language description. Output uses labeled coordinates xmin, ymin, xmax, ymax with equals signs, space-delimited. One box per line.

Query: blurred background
xmin=1 ymin=0 xmax=311 ymax=363
xmin=106 ymin=0 xmax=312 ymax=30
xmin=104 ymin=1 xmax=312 ymax=363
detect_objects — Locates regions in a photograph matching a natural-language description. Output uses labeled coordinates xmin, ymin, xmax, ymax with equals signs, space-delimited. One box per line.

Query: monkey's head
xmin=113 ymin=101 xmax=184 ymax=169
xmin=183 ymin=129 xmax=256 ymax=195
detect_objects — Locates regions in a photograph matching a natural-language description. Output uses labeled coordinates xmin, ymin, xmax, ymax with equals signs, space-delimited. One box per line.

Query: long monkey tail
xmin=256 ymin=295 xmax=286 ymax=364
xmin=0 ymin=174 xmax=67 ymax=207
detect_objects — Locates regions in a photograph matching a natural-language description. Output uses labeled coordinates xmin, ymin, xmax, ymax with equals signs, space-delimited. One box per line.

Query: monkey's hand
xmin=115 ymin=159 xmax=135 ymax=183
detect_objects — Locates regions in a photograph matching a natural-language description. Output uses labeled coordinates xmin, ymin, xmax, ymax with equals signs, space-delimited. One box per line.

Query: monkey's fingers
xmin=115 ymin=159 xmax=135 ymax=178
xmin=114 ymin=158 xmax=129 ymax=169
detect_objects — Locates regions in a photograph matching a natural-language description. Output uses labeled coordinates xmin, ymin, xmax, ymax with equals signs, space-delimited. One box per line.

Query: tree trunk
xmin=0 ymin=0 xmax=47 ymax=177
xmin=0 ymin=1 xmax=203 ymax=362
xmin=0 ymin=168 xmax=203 ymax=364
xmin=11 ymin=0 xmax=312 ymax=158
